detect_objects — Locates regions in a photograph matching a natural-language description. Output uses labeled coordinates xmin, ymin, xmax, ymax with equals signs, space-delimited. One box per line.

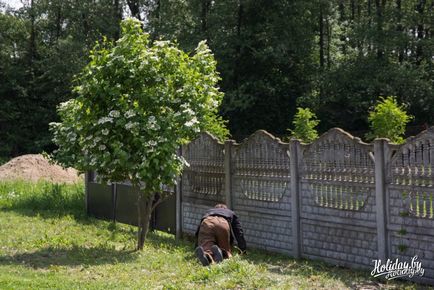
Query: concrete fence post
xmin=224 ymin=140 xmax=234 ymax=209
xmin=176 ymin=146 xmax=183 ymax=240
xmin=374 ymin=138 xmax=388 ymax=262
xmin=290 ymin=139 xmax=301 ymax=259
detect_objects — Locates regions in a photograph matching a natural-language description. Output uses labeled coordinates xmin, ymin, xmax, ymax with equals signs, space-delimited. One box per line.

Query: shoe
xmin=211 ymin=245 xmax=223 ymax=263
xmin=195 ymin=246 xmax=210 ymax=266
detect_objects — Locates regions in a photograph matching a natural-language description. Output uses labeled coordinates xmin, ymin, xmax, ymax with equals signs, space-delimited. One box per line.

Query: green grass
xmin=0 ymin=181 xmax=429 ymax=289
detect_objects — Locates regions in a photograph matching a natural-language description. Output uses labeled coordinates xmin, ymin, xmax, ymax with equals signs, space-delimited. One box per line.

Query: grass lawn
xmin=0 ymin=181 xmax=429 ymax=289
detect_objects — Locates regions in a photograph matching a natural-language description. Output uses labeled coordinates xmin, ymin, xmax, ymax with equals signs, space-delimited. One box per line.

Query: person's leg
xmin=197 ymin=217 xmax=217 ymax=264
xmin=210 ymin=244 xmax=223 ymax=263
xmin=195 ymin=246 xmax=211 ymax=266
xmin=214 ymin=217 xmax=232 ymax=259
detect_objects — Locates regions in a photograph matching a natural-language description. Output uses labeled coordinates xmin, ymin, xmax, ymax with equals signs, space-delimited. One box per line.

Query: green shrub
xmin=50 ymin=18 xmax=228 ymax=248
xmin=289 ymin=107 xmax=319 ymax=143
xmin=367 ymin=96 xmax=412 ymax=143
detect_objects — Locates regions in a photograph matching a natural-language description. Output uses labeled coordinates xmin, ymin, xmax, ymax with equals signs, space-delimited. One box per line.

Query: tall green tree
xmin=0 ymin=0 xmax=122 ymax=157
xmin=301 ymin=0 xmax=433 ymax=134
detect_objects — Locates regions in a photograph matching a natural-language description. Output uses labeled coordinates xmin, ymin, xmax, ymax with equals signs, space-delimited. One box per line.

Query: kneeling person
xmin=195 ymin=204 xmax=246 ymax=266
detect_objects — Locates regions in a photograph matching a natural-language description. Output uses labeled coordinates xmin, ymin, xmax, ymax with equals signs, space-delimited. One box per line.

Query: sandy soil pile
xmin=0 ymin=154 xmax=82 ymax=184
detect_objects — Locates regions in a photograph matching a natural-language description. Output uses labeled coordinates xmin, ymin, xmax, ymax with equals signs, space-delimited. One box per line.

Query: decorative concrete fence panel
xmin=231 ymin=130 xmax=292 ymax=254
xmin=299 ymin=128 xmax=377 ymax=269
xmin=87 ymin=126 xmax=434 ymax=285
xmin=386 ymin=127 xmax=434 ymax=283
xmin=181 ymin=132 xmax=226 ymax=234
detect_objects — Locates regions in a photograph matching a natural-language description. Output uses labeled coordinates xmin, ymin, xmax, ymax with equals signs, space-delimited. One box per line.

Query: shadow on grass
xmin=177 ymin=232 xmax=424 ymax=289
xmin=2 ymin=207 xmax=87 ymax=221
xmin=0 ymin=245 xmax=137 ymax=269
xmin=147 ymin=230 xmax=194 ymax=255
xmin=238 ymin=248 xmax=424 ymax=289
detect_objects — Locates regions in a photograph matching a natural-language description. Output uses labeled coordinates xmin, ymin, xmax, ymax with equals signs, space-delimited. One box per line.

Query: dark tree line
xmin=0 ymin=0 xmax=432 ymax=157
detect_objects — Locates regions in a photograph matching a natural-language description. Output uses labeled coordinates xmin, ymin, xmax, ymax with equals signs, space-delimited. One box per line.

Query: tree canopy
xmin=0 ymin=0 xmax=432 ymax=159
xmin=50 ymin=18 xmax=226 ymax=248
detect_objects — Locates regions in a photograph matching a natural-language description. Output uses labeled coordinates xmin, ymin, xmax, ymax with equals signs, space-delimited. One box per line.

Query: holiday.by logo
xmin=371 ymin=256 xmax=425 ymax=280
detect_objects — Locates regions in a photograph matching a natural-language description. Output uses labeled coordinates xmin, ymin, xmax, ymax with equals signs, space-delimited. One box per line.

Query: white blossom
xmin=125 ymin=109 xmax=136 ymax=118
xmin=125 ymin=121 xmax=138 ymax=130
xmin=183 ymin=108 xmax=195 ymax=116
xmin=98 ymin=145 xmax=106 ymax=151
xmin=179 ymin=156 xmax=190 ymax=167
xmin=109 ymin=110 xmax=120 ymax=118
xmin=97 ymin=117 xmax=113 ymax=124
xmin=211 ymin=99 xmax=219 ymax=108
xmin=102 ymin=129 xmax=109 ymax=136
xmin=148 ymin=140 xmax=157 ymax=147
xmin=149 ymin=122 xmax=160 ymax=130
xmin=58 ymin=100 xmax=74 ymax=110
xmin=67 ymin=132 xmax=77 ymax=142
xmin=185 ymin=116 xmax=199 ymax=127
xmin=147 ymin=115 xmax=160 ymax=130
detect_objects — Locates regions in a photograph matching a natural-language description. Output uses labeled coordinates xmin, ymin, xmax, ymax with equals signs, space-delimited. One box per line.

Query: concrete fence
xmin=178 ymin=127 xmax=434 ymax=285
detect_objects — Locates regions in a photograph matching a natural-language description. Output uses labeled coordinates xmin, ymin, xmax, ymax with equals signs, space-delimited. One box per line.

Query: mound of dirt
xmin=0 ymin=154 xmax=82 ymax=184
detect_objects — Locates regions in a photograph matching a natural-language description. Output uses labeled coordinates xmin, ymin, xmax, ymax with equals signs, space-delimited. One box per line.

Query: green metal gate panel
xmin=115 ymin=183 xmax=139 ymax=226
xmin=152 ymin=194 xmax=176 ymax=234
xmin=86 ymin=172 xmax=176 ymax=234
xmin=87 ymin=182 xmax=114 ymax=220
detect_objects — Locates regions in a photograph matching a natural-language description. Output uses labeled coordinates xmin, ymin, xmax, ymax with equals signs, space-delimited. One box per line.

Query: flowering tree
xmin=50 ymin=18 xmax=228 ymax=249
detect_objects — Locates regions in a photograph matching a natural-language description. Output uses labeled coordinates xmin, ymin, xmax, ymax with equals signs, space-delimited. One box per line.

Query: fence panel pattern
xmin=181 ymin=132 xmax=226 ymax=234
xmin=84 ymin=126 xmax=434 ymax=285
xmin=387 ymin=127 xmax=434 ymax=283
xmin=231 ymin=130 xmax=292 ymax=254
xmin=86 ymin=126 xmax=434 ymax=284
xmin=299 ymin=128 xmax=377 ymax=268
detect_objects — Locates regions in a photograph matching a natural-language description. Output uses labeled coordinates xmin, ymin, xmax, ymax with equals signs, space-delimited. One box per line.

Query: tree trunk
xmin=29 ymin=0 xmax=37 ymax=66
xmin=127 ymin=0 xmax=141 ymax=20
xmin=151 ymin=0 xmax=161 ymax=41
xmin=375 ymin=0 xmax=384 ymax=59
xmin=338 ymin=0 xmax=345 ymax=21
xmin=415 ymin=0 xmax=425 ymax=64
xmin=136 ymin=188 xmax=155 ymax=250
xmin=113 ymin=0 xmax=122 ymax=40
xmin=55 ymin=3 xmax=62 ymax=41
xmin=319 ymin=1 xmax=325 ymax=68
xmin=326 ymin=12 xmax=331 ymax=68
xmin=339 ymin=0 xmax=347 ymax=55
xmin=350 ymin=0 xmax=355 ymax=20
xmin=368 ymin=0 xmax=372 ymax=53
xmin=234 ymin=0 xmax=243 ymax=100
xmin=396 ymin=0 xmax=404 ymax=63
xmin=201 ymin=0 xmax=211 ymax=40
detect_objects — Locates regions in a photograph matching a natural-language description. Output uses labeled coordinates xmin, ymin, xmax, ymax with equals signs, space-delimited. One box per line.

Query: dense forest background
xmin=0 ymin=0 xmax=432 ymax=158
